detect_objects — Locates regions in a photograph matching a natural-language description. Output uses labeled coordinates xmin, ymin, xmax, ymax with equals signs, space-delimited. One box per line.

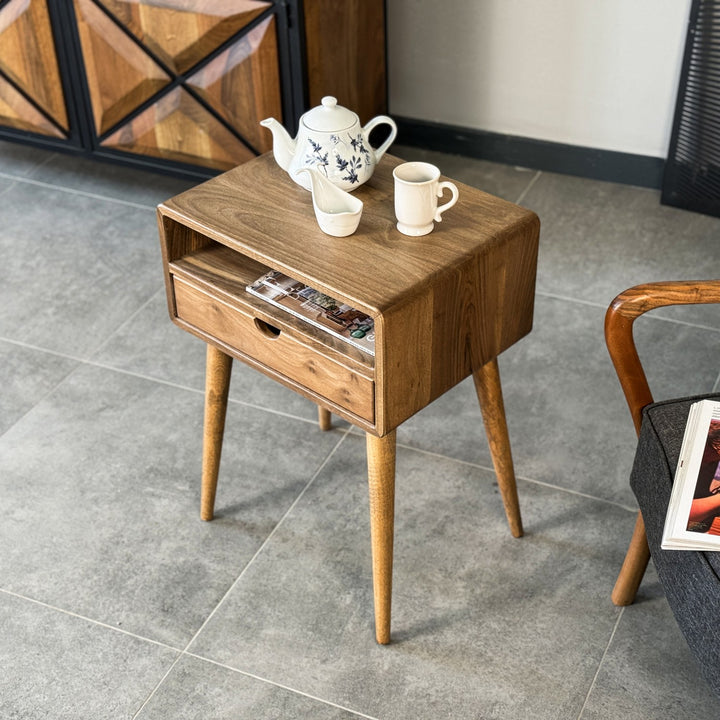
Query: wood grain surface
xmin=303 ymin=0 xmax=387 ymax=123
xmin=160 ymin=153 xmax=538 ymax=314
xmin=167 ymin=242 xmax=375 ymax=373
xmin=200 ymin=344 xmax=233 ymax=521
xmin=159 ymin=152 xmax=540 ymax=436
xmin=101 ymin=87 xmax=255 ymax=170
xmin=75 ymin=0 xmax=169 ymax=135
xmin=95 ymin=0 xmax=270 ymax=74
xmin=186 ymin=16 xmax=281 ymax=154
xmin=0 ymin=0 xmax=69 ymax=133
xmin=366 ymin=430 xmax=396 ymax=644
xmin=0 ymin=75 xmax=65 ymax=136
xmin=174 ymin=276 xmax=375 ymax=421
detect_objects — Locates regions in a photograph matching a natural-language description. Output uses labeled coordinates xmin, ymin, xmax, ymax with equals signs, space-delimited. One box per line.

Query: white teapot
xmin=260 ymin=96 xmax=397 ymax=192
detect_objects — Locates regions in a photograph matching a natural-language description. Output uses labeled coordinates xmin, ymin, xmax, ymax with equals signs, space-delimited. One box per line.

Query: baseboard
xmin=394 ymin=117 xmax=665 ymax=189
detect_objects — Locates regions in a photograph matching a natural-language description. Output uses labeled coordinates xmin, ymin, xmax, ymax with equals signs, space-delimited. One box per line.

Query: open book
xmin=661 ymin=399 xmax=720 ymax=550
xmin=246 ymin=270 xmax=375 ymax=356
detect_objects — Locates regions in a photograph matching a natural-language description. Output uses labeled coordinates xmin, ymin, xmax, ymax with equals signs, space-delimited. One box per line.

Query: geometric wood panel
xmin=100 ymin=87 xmax=256 ymax=170
xmin=0 ymin=74 xmax=65 ymax=137
xmin=95 ymin=0 xmax=272 ymax=75
xmin=72 ymin=0 xmax=280 ymax=170
xmin=74 ymin=0 xmax=171 ymax=135
xmin=186 ymin=16 xmax=281 ymax=154
xmin=0 ymin=0 xmax=385 ymax=175
xmin=0 ymin=0 xmax=68 ymax=133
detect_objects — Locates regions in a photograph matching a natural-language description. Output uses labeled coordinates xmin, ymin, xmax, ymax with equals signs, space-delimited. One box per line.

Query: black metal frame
xmin=0 ymin=0 xmax=309 ymax=180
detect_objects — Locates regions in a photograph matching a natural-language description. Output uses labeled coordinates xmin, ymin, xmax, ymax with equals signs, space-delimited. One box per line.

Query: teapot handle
xmin=363 ymin=116 xmax=398 ymax=162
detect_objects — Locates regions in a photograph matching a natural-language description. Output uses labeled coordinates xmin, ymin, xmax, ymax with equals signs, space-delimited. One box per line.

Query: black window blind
xmin=662 ymin=0 xmax=720 ymax=218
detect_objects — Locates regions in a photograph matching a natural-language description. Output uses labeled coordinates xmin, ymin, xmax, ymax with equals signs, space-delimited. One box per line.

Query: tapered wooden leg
xmin=318 ymin=407 xmax=332 ymax=431
xmin=366 ymin=430 xmax=396 ymax=645
xmin=201 ymin=344 xmax=233 ymax=521
xmin=472 ymin=358 xmax=523 ymax=538
xmin=611 ymin=511 xmax=651 ymax=606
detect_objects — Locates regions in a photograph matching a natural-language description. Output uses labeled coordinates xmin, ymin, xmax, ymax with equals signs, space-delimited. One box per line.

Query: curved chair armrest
xmin=605 ymin=280 xmax=720 ymax=435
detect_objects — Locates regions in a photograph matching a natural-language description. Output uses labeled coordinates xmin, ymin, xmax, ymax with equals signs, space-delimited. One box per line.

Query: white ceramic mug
xmin=393 ymin=162 xmax=459 ymax=236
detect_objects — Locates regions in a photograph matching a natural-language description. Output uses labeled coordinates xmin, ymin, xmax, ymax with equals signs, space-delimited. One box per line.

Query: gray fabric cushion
xmin=630 ymin=393 xmax=720 ymax=698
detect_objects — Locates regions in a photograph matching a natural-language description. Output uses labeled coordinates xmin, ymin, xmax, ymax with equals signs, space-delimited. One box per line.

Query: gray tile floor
xmin=1 ymin=139 xmax=719 ymax=719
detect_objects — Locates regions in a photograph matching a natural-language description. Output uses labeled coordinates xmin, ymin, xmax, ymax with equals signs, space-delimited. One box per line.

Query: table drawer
xmin=174 ymin=277 xmax=375 ymax=423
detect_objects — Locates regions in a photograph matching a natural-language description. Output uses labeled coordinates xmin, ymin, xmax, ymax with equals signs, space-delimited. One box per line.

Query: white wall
xmin=387 ymin=0 xmax=692 ymax=158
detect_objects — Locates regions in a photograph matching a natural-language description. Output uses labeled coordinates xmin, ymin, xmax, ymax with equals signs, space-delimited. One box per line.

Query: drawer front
xmin=174 ymin=277 xmax=375 ymax=422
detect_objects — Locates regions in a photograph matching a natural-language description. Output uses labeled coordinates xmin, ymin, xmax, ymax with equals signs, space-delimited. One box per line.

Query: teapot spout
xmin=260 ymin=117 xmax=296 ymax=172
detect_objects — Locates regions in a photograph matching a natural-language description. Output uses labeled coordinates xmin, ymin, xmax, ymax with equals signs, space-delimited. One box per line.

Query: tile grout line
xmin=395 ymin=439 xmax=640 ymax=513
xmin=182 ymin=423 xmax=354 ymax=644
xmin=0 ymin=586 xmax=378 ymax=719
xmin=0 ymin=422 xmax=362 ymax=719
xmin=0 ymin=333 xmax=323 ymax=430
xmin=0 ymin=328 xmax=638 ymax=512
xmin=183 ymin=653 xmax=382 ymax=720
xmin=536 ymin=290 xmax=720 ymax=333
xmin=514 ymin=169 xmax=542 ymax=206
xmin=0 ymin=335 xmax=92 ymax=364
xmin=32 ymin=149 xmax=59 ymax=174
xmin=0 ymin=357 xmax=80 ymax=444
xmin=0 ymin=170 xmax=159 ymax=211
xmin=85 ymin=286 xmax=165 ymax=359
xmin=28 ymin=147 xmax=60 ymax=172
xmin=0 ymin=176 xmax=19 ymax=199
xmin=131 ymin=425 xmax=354 ymax=719
xmin=0 ymin=587 xmax=181 ymax=654
xmin=0 ymin=325 xmax=638 ymax=512
xmin=83 ymin=361 xmax=326 ymax=430
xmin=535 ymin=291 xmax=611 ymax=310
xmin=576 ymin=608 xmax=625 ymax=720
xmin=513 ymin=474 xmax=638 ymax=513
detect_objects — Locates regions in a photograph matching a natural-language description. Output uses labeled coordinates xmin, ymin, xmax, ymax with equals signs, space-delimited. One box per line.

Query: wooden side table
xmin=158 ymin=153 xmax=540 ymax=644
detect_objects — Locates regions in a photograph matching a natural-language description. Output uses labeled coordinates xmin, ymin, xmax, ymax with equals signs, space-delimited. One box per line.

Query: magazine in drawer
xmin=172 ymin=273 xmax=375 ymax=424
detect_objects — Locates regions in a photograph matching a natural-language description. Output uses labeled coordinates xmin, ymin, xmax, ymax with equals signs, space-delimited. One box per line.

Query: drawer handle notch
xmin=254 ymin=318 xmax=281 ymax=338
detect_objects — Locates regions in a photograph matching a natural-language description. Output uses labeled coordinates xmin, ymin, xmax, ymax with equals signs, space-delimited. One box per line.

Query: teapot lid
xmin=302 ymin=96 xmax=357 ymax=132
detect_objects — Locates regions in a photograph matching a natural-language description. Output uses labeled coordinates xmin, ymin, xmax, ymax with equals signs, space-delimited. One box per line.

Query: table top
xmin=159 ymin=153 xmax=539 ymax=315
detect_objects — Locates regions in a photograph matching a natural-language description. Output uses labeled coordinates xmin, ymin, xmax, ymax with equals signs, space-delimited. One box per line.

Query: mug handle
xmin=435 ymin=181 xmax=459 ymax=222
xmin=363 ymin=116 xmax=398 ymax=162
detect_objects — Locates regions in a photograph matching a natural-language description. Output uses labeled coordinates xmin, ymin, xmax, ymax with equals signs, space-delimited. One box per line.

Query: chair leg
xmin=318 ymin=406 xmax=332 ymax=431
xmin=472 ymin=359 xmax=523 ymax=538
xmin=366 ymin=430 xmax=396 ymax=645
xmin=201 ymin=344 xmax=233 ymax=521
xmin=611 ymin=511 xmax=651 ymax=606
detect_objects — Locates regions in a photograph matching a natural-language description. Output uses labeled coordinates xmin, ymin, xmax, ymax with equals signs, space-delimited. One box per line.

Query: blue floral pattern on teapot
xmin=260 ymin=96 xmax=397 ymax=192
xmin=305 ymin=132 xmax=373 ymax=187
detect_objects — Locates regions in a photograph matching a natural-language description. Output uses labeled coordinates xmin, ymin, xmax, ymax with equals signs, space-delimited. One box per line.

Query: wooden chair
xmin=605 ymin=280 xmax=720 ymax=698
xmin=606 ymin=279 xmax=720 ymax=605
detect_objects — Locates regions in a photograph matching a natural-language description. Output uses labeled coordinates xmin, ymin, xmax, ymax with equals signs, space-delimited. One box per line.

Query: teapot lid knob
xmin=302 ymin=95 xmax=356 ymax=132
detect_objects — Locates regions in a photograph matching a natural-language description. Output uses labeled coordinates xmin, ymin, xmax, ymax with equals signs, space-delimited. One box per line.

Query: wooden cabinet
xmin=0 ymin=0 xmax=386 ymax=178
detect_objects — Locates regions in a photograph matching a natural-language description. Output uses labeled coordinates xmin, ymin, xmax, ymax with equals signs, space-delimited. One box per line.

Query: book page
xmin=662 ymin=400 xmax=720 ymax=550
